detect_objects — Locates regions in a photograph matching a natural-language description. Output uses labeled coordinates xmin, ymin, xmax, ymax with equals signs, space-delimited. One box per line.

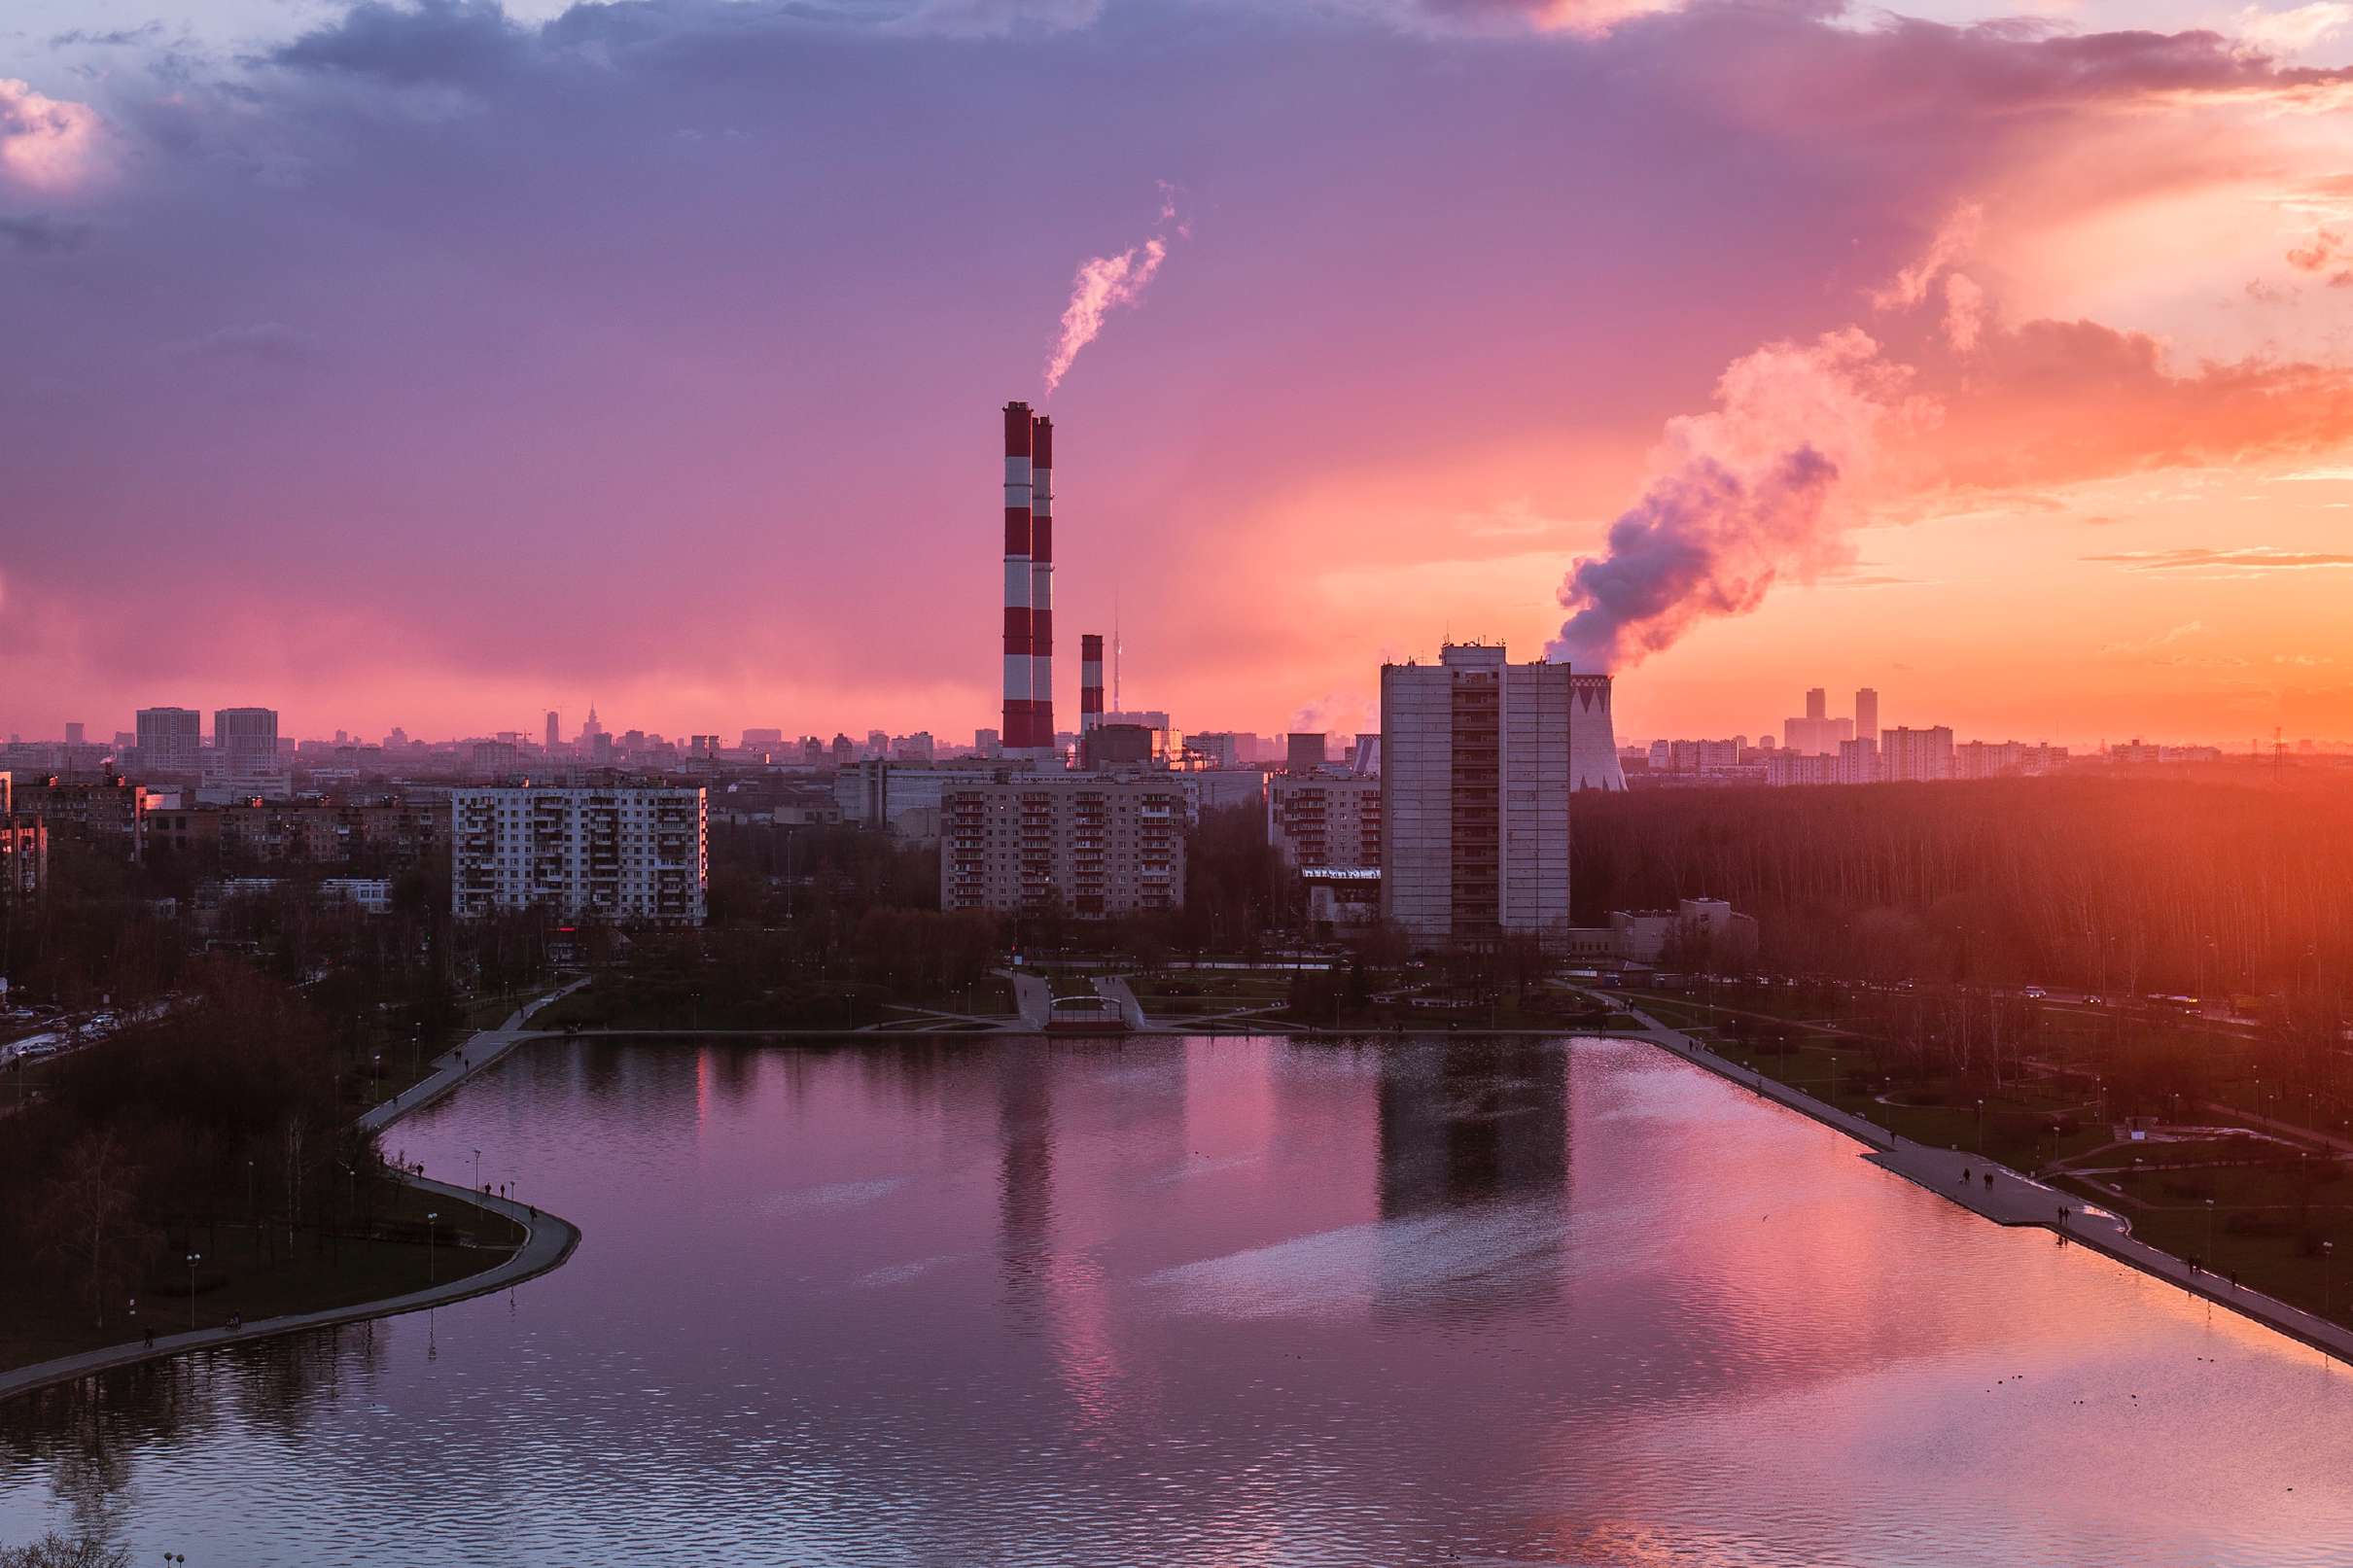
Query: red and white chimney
xmin=1080 ymin=634 xmax=1105 ymax=734
xmin=1029 ymin=413 xmax=1055 ymax=757
xmin=1001 ymin=402 xmax=1034 ymax=753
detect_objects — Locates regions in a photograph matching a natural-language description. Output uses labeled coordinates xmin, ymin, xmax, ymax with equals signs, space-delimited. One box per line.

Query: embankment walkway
xmin=1609 ymin=997 xmax=2353 ymax=1368
xmin=2 ymin=984 xmax=587 ymax=1407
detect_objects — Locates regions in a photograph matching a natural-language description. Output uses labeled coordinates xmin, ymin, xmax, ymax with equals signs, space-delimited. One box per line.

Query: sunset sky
xmin=2 ymin=0 xmax=2351 ymax=748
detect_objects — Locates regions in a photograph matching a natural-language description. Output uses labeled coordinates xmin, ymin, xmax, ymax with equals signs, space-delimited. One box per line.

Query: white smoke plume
xmin=1043 ymin=187 xmax=1184 ymax=394
xmin=1548 ymin=205 xmax=1998 ymax=674
xmin=1547 ymin=329 xmax=1916 ymax=672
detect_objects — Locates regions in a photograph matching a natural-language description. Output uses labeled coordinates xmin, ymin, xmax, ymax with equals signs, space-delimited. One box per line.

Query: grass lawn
xmin=0 ymin=1182 xmax=522 ymax=1375
xmin=2053 ymin=1160 xmax=2353 ymax=1326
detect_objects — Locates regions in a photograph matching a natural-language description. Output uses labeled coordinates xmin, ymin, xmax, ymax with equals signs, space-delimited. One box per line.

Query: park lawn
xmin=0 ymin=1182 xmax=522 ymax=1375
xmin=2053 ymin=1166 xmax=2353 ymax=1327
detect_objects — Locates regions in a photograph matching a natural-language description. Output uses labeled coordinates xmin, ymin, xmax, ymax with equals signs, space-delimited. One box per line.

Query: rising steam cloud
xmin=1547 ymin=329 xmax=1914 ymax=672
xmin=1549 ymin=209 xmax=1998 ymax=672
xmin=1043 ymin=185 xmax=1184 ymax=394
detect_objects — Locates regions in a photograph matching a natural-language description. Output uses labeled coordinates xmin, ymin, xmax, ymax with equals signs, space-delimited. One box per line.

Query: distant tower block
xmin=1569 ymin=673 xmax=1628 ymax=791
xmin=1002 ymin=401 xmax=1035 ymax=753
xmin=1030 ymin=413 xmax=1055 ymax=750
xmin=1080 ymin=634 xmax=1106 ymax=734
xmin=1855 ymin=686 xmax=1879 ymax=745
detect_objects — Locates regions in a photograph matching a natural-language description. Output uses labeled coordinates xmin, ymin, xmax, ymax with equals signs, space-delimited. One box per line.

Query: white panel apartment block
xmin=452 ymin=784 xmax=708 ymax=924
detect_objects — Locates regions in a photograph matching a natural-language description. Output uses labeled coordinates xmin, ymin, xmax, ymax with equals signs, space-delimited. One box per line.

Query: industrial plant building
xmin=451 ymin=784 xmax=708 ymax=925
xmin=1568 ymin=674 xmax=1628 ymax=791
xmin=939 ymin=775 xmax=1186 ymax=917
xmin=1380 ymin=644 xmax=1576 ymax=944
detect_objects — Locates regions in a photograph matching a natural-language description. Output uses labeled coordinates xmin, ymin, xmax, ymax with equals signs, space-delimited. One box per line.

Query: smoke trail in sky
xmin=1547 ymin=329 xmax=1913 ymax=672
xmin=1043 ymin=187 xmax=1183 ymax=394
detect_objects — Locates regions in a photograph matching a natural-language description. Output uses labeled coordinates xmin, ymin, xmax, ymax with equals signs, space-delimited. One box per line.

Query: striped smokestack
xmin=1030 ymin=413 xmax=1055 ymax=758
xmin=1080 ymin=634 xmax=1105 ymax=733
xmin=1002 ymin=402 xmax=1034 ymax=752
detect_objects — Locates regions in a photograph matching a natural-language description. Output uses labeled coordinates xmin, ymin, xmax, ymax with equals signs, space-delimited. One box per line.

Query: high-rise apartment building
xmin=1806 ymin=687 xmax=1827 ymax=722
xmin=1268 ymin=773 xmax=1382 ymax=871
xmin=1854 ymin=687 xmax=1879 ymax=743
xmin=545 ymin=711 xmax=563 ymax=755
xmin=1379 ymin=644 xmax=1572 ymax=944
xmin=939 ymin=776 xmax=1185 ymax=917
xmin=135 ymin=707 xmax=203 ymax=772
xmin=451 ymin=784 xmax=708 ymax=924
xmin=1881 ymin=725 xmax=1956 ymax=783
xmin=212 ymin=708 xmax=280 ymax=774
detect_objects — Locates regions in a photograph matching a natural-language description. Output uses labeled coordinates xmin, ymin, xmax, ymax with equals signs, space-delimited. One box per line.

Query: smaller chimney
xmin=1080 ymin=633 xmax=1105 ymax=734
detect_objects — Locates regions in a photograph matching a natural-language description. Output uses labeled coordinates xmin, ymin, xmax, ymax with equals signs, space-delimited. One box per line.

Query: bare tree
xmin=0 ymin=1533 xmax=133 ymax=1568
xmin=33 ymin=1132 xmax=157 ymax=1332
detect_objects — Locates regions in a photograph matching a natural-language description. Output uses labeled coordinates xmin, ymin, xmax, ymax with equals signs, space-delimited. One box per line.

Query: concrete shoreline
xmin=1608 ymin=998 xmax=2353 ymax=1368
xmin=1 ymin=985 xmax=588 ymax=1408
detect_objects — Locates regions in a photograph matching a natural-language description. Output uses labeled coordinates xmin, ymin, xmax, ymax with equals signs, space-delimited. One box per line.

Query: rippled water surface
xmin=8 ymin=1034 xmax=2353 ymax=1565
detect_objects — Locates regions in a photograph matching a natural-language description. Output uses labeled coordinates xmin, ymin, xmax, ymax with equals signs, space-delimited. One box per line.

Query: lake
xmin=6 ymin=1033 xmax=2351 ymax=1565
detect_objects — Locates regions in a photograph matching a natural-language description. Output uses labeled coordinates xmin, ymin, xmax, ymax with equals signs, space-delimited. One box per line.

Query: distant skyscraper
xmin=1805 ymin=686 xmax=1827 ymax=722
xmin=545 ymin=711 xmax=562 ymax=755
xmin=1380 ymin=644 xmax=1572 ymax=943
xmin=136 ymin=707 xmax=202 ymax=772
xmin=212 ymin=708 xmax=279 ymax=775
xmin=63 ymin=722 xmax=84 ymax=747
xmin=579 ymin=706 xmax=605 ymax=745
xmin=1855 ymin=687 xmax=1879 ymax=743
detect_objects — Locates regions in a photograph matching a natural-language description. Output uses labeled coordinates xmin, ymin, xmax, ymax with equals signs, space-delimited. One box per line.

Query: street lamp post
xmin=1977 ymin=1098 xmax=1985 ymax=1156
xmin=186 ymin=1251 xmax=201 ymax=1330
xmin=2205 ymin=1198 xmax=2217 ymax=1271
xmin=473 ymin=1148 xmax=482 ymax=1191
xmin=2325 ymin=1240 xmax=2336 ymax=1316
xmin=427 ymin=1211 xmax=439 ymax=1283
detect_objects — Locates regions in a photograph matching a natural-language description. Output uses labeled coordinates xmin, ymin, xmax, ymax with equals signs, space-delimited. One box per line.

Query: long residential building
xmin=1380 ymin=643 xmax=1573 ymax=944
xmin=452 ymin=784 xmax=708 ymax=924
xmin=940 ymin=775 xmax=1185 ymax=917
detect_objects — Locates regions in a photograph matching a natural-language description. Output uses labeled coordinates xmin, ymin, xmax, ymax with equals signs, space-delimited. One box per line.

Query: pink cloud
xmin=0 ymin=79 xmax=104 ymax=192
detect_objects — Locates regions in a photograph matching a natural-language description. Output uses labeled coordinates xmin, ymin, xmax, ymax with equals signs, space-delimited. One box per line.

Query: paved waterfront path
xmin=357 ymin=979 xmax=587 ymax=1134
xmin=0 ymin=1177 xmax=579 ymax=1405
xmin=3 ymin=982 xmax=589 ymax=1408
xmin=1606 ymin=996 xmax=2353 ymax=1368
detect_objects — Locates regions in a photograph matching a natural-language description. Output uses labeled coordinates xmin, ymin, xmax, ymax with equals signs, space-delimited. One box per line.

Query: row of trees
xmin=1571 ymin=777 xmax=2353 ymax=996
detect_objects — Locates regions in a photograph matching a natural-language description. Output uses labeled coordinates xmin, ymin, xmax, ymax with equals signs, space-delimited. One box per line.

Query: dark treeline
xmin=567 ymin=807 xmax=1292 ymax=1027
xmin=1571 ymin=778 xmax=2353 ymax=997
xmin=0 ymin=962 xmax=389 ymax=1333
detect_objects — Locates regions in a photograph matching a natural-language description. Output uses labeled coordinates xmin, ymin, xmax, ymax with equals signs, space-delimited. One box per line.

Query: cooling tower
xmin=1568 ymin=673 xmax=1627 ymax=791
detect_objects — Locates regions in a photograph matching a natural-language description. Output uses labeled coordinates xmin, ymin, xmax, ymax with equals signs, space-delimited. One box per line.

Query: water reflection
xmin=7 ymin=1035 xmax=2353 ymax=1567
